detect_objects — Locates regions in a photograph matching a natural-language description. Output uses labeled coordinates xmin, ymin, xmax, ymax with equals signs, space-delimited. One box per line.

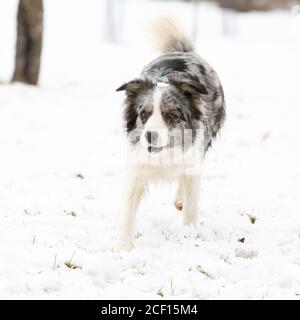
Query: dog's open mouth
xmin=147 ymin=139 xmax=175 ymax=153
xmin=147 ymin=145 xmax=167 ymax=153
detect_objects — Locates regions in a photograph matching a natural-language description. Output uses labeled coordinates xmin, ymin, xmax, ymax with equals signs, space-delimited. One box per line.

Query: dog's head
xmin=117 ymin=74 xmax=208 ymax=162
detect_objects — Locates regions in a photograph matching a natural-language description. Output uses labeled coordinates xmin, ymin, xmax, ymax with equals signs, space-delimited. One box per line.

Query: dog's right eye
xmin=140 ymin=110 xmax=151 ymax=124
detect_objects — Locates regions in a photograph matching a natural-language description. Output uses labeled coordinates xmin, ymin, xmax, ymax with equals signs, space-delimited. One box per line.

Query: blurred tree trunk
xmin=105 ymin=0 xmax=116 ymax=42
xmin=12 ymin=0 xmax=43 ymax=85
xmin=221 ymin=8 xmax=237 ymax=36
xmin=192 ymin=0 xmax=199 ymax=41
xmin=104 ymin=0 xmax=125 ymax=43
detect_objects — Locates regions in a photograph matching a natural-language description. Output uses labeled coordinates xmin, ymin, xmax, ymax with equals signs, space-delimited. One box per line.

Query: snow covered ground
xmin=1 ymin=0 xmax=300 ymax=299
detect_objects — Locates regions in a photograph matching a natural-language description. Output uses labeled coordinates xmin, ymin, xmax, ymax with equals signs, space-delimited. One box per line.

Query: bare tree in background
xmin=192 ymin=0 xmax=200 ymax=41
xmin=105 ymin=0 xmax=116 ymax=42
xmin=104 ymin=0 xmax=125 ymax=43
xmin=12 ymin=0 xmax=43 ymax=85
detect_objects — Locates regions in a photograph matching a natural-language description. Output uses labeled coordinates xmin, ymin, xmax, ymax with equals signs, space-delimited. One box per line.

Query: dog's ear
xmin=116 ymin=78 xmax=154 ymax=96
xmin=168 ymin=74 xmax=208 ymax=96
xmin=179 ymin=81 xmax=208 ymax=96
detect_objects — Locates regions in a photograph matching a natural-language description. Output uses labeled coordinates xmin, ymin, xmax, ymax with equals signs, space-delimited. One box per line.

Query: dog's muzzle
xmin=145 ymin=130 xmax=166 ymax=153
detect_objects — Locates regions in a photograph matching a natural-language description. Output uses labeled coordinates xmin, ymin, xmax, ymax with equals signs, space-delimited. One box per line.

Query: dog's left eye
xmin=168 ymin=113 xmax=181 ymax=124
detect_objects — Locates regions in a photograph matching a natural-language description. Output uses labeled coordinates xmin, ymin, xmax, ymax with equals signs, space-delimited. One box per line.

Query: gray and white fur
xmin=114 ymin=18 xmax=225 ymax=251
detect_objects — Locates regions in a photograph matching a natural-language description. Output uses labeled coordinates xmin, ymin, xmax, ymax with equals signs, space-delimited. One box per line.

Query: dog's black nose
xmin=145 ymin=130 xmax=159 ymax=145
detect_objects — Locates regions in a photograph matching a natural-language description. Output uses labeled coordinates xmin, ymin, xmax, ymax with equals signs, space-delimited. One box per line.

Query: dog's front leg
xmin=174 ymin=176 xmax=185 ymax=211
xmin=114 ymin=172 xmax=146 ymax=252
xmin=183 ymin=175 xmax=200 ymax=226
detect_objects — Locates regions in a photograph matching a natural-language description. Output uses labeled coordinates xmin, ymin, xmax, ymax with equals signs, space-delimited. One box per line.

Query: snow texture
xmin=0 ymin=0 xmax=300 ymax=299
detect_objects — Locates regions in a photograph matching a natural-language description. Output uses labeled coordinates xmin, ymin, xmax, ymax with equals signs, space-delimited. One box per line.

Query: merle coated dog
xmin=115 ymin=18 xmax=225 ymax=251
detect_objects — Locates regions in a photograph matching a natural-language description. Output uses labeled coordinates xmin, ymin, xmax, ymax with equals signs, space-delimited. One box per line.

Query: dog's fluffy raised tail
xmin=150 ymin=17 xmax=194 ymax=54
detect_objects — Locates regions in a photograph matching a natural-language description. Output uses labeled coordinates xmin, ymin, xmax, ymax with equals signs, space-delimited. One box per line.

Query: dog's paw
xmin=113 ymin=239 xmax=133 ymax=252
xmin=183 ymin=216 xmax=198 ymax=227
xmin=174 ymin=201 xmax=183 ymax=211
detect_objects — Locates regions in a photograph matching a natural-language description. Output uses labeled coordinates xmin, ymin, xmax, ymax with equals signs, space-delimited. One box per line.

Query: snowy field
xmin=1 ymin=0 xmax=300 ymax=299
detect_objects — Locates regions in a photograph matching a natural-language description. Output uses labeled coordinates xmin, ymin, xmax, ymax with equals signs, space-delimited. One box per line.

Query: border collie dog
xmin=115 ymin=18 xmax=225 ymax=251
